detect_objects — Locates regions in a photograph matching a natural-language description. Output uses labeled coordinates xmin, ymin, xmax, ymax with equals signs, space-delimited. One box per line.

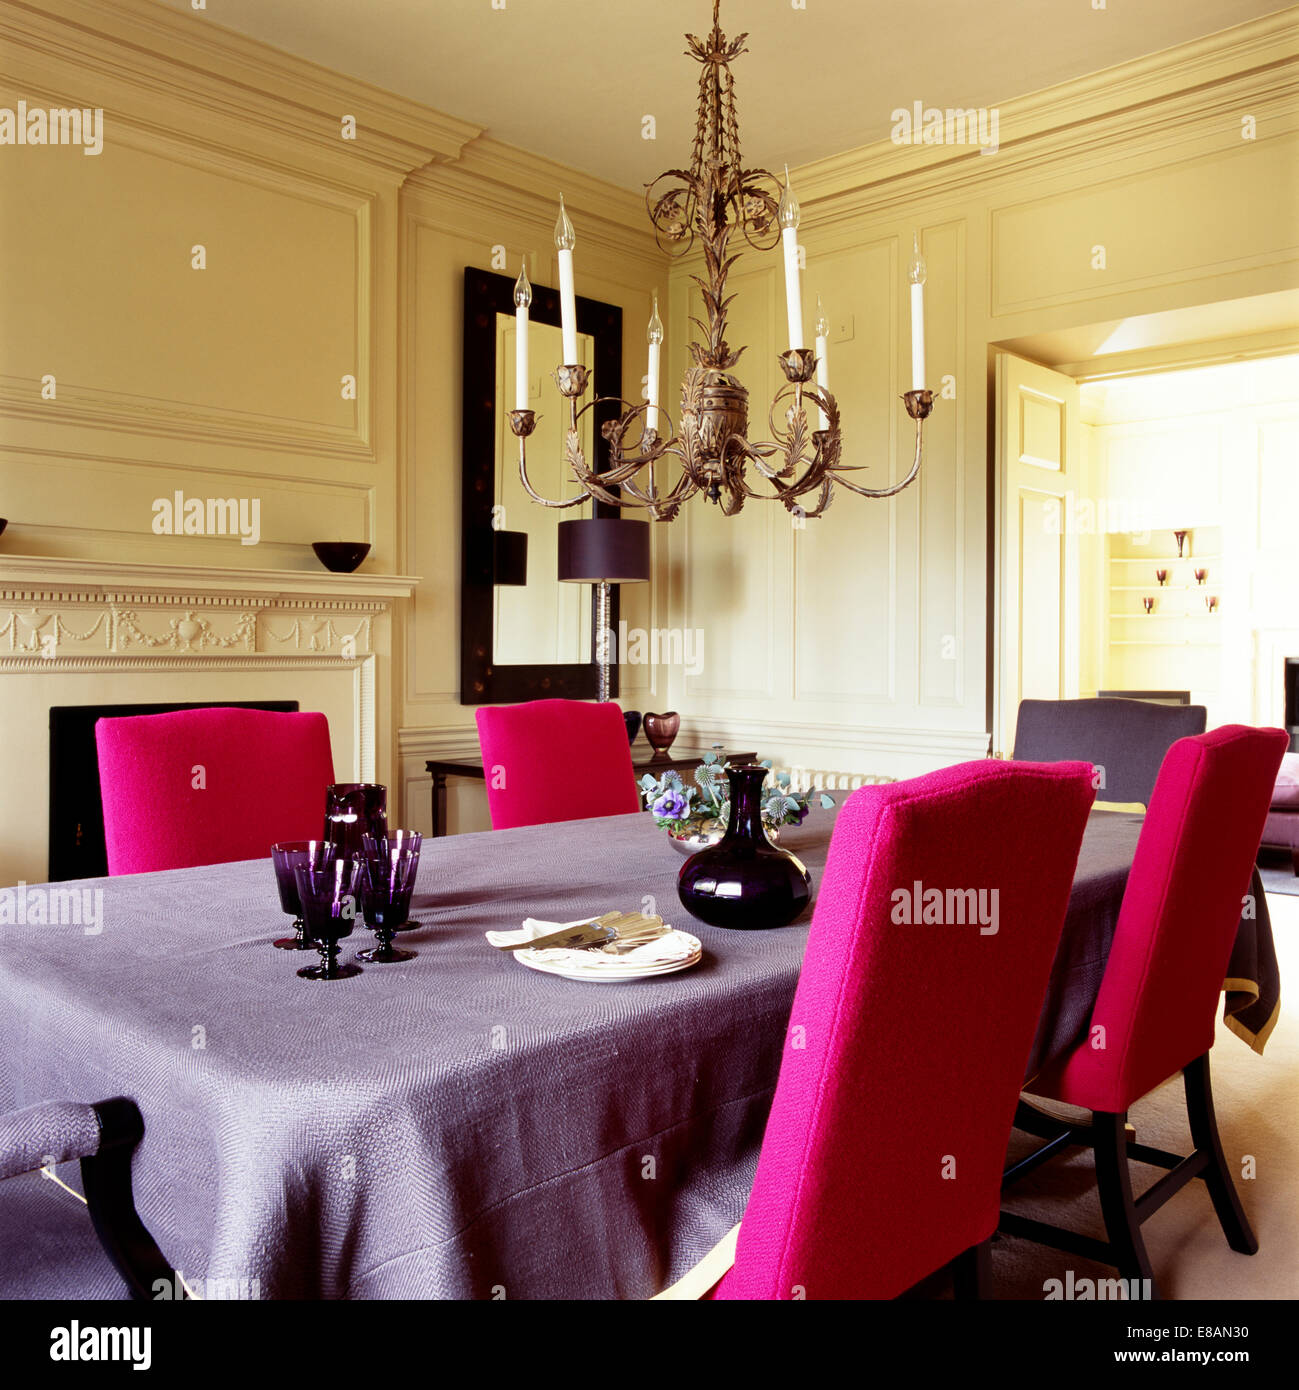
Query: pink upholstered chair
xmin=1003 ymin=725 xmax=1288 ymax=1298
xmin=96 ymin=707 xmax=335 ymax=874
xmin=660 ymin=757 xmax=1097 ymax=1300
xmin=474 ymin=699 xmax=640 ymax=831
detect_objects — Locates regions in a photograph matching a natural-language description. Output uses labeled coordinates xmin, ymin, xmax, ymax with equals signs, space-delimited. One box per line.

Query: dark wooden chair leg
xmin=1092 ymin=1110 xmax=1159 ymax=1297
xmin=80 ymin=1098 xmax=186 ymax=1301
xmin=952 ymin=1237 xmax=990 ymax=1299
xmin=1183 ymin=1053 xmax=1258 ymax=1255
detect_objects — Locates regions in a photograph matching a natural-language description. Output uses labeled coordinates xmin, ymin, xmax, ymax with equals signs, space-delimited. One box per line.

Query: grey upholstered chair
xmin=0 ymin=1097 xmax=182 ymax=1300
xmin=1012 ymin=697 xmax=1207 ymax=807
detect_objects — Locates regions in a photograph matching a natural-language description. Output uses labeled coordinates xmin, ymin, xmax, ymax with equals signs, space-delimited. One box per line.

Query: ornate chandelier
xmin=509 ymin=0 xmax=934 ymax=521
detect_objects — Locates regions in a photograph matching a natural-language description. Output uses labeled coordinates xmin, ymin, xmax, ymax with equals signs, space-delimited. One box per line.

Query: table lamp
xmin=557 ymin=516 xmax=651 ymax=702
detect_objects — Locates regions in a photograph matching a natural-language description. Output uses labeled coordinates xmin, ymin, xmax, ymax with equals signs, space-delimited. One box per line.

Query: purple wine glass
xmin=270 ymin=840 xmax=323 ymax=951
xmin=293 ymin=847 xmax=363 ymax=980
xmin=357 ymin=832 xmax=423 ymax=964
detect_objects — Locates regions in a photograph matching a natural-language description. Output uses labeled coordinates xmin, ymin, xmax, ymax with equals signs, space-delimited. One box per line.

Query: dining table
xmin=0 ymin=807 xmax=1277 ymax=1300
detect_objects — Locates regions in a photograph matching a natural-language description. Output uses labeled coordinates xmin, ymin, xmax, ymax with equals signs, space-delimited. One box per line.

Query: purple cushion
xmin=1272 ymin=753 xmax=1299 ymax=809
xmin=1263 ymin=809 xmax=1299 ymax=849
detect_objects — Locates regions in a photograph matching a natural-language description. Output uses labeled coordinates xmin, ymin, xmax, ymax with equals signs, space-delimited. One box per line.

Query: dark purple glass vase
xmin=324 ymin=783 xmax=387 ymax=860
xmin=677 ymin=765 xmax=812 ymax=930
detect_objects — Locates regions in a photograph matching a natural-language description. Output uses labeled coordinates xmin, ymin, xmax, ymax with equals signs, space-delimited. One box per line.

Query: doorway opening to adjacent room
xmin=988 ymin=292 xmax=1299 ymax=756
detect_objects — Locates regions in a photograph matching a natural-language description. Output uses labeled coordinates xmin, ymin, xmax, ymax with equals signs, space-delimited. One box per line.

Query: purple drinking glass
xmin=270 ymin=839 xmax=325 ymax=951
xmin=292 ymin=847 xmax=363 ymax=980
xmin=357 ymin=831 xmax=423 ymax=964
xmin=323 ymin=783 xmax=387 ymax=861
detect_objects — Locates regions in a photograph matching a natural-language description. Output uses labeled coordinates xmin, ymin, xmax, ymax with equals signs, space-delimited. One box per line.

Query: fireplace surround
xmin=0 ymin=554 xmax=417 ymax=886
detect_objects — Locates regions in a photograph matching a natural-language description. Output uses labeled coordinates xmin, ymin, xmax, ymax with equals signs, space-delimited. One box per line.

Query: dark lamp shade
xmin=492 ymin=530 xmax=528 ymax=587
xmin=557 ymin=518 xmax=651 ymax=584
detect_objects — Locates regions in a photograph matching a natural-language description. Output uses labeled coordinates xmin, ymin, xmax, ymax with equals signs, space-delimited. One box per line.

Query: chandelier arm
xmin=828 ymin=415 xmax=926 ymax=500
xmin=515 ymin=437 xmax=604 ymax=510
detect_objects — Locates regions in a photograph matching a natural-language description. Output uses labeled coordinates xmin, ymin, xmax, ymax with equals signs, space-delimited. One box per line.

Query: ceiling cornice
xmin=403 ymin=135 xmax=664 ymax=266
xmin=0 ymin=0 xmax=484 ymax=178
xmin=794 ymin=8 xmax=1299 ymax=225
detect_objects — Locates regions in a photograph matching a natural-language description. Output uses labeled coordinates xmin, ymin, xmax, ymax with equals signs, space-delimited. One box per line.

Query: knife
xmin=497 ymin=921 xmax=619 ymax=953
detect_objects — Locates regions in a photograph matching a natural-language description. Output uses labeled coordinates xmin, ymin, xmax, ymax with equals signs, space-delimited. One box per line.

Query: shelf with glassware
xmin=1106 ymin=526 xmax=1222 ymax=651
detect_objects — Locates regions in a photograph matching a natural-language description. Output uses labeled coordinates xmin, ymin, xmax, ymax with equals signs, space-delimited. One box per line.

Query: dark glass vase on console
xmin=677 ymin=764 xmax=812 ymax=930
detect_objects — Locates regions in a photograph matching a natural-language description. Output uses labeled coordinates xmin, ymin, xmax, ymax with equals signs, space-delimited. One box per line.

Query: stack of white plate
xmin=487 ymin=917 xmax=703 ymax=983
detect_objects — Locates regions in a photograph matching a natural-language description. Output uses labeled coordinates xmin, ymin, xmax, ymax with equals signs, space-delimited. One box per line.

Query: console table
xmin=425 ymin=745 xmax=755 ymax=837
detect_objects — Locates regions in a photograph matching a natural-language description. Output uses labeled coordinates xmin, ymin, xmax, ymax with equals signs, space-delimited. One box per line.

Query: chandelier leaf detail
xmin=509 ymin=0 xmax=934 ymax=522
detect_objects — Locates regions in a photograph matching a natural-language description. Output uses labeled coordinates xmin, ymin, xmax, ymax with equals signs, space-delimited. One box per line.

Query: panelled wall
xmin=0 ymin=0 xmax=484 ymax=872
xmin=0 ymin=0 xmax=666 ymax=854
xmin=658 ymin=9 xmax=1299 ymax=770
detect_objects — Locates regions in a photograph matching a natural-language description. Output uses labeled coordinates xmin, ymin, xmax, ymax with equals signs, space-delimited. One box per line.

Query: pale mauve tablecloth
xmin=0 ymin=807 xmax=1272 ymax=1298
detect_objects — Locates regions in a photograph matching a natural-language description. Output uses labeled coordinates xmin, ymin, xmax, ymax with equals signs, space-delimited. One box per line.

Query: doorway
xmin=991 ymin=305 xmax=1299 ymax=756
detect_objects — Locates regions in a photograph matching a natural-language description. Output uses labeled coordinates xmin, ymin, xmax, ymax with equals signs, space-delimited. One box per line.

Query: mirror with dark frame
xmin=460 ymin=266 xmax=623 ymax=704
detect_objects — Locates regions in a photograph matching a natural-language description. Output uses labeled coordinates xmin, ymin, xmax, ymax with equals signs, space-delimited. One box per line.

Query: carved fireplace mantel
xmin=0 ymin=554 xmax=419 ymax=663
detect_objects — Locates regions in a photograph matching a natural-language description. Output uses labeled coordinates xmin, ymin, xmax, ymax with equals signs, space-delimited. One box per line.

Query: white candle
xmin=513 ymin=260 xmax=531 ymax=412
xmin=814 ymin=296 xmax=830 ymax=431
xmin=908 ymin=231 xmax=927 ymax=392
xmin=646 ymin=291 xmax=663 ymax=433
xmin=778 ymin=168 xmax=804 ymax=351
xmin=555 ymin=195 xmax=579 ymax=365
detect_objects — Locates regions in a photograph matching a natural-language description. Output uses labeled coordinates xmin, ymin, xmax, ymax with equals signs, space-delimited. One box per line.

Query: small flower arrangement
xmin=640 ymin=748 xmax=835 ymax=841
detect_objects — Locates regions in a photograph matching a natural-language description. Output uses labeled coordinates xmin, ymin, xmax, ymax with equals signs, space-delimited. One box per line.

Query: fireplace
xmin=0 ymin=553 xmax=415 ymax=887
xmin=48 ymin=701 xmax=299 ymax=882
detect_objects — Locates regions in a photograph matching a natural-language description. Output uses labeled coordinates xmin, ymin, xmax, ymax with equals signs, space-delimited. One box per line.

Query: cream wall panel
xmin=917 ymin=221 xmax=965 ymax=708
xmin=991 ymin=133 xmax=1299 ymax=316
xmin=0 ymin=130 xmax=365 ymax=450
xmin=795 ymin=238 xmax=897 ymax=706
xmin=1103 ymin=424 xmax=1222 ymax=529
xmin=679 ymin=262 xmax=781 ymax=706
xmin=2 ymin=453 xmax=374 ymax=562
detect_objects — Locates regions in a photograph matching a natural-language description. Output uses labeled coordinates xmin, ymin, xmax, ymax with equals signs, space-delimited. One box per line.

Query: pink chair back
xmin=474 ymin=699 xmax=640 ymax=831
xmin=716 ymin=758 xmax=1097 ymax=1300
xmin=1048 ymin=724 xmax=1287 ymax=1113
xmin=96 ymin=707 xmax=335 ymax=874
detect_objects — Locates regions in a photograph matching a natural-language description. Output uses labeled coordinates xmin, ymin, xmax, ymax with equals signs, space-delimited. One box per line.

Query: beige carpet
xmin=987 ymin=890 xmax=1299 ymax=1299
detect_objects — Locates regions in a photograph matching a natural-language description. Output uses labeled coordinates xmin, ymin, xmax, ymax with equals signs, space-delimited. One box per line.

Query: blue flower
xmin=652 ymin=790 xmax=689 ymax=820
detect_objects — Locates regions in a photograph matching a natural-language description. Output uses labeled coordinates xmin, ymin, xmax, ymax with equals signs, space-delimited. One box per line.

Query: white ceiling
xmin=157 ymin=0 xmax=1286 ymax=188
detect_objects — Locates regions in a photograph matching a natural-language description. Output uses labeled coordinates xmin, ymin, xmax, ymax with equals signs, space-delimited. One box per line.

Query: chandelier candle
xmin=555 ymin=195 xmax=579 ymax=364
xmin=814 ymin=297 xmax=830 ymax=431
xmin=646 ymin=292 xmax=663 ymax=434
xmin=909 ymin=232 xmax=927 ymax=391
xmin=514 ymin=261 xmax=531 ymax=412
xmin=779 ymin=169 xmax=805 ymax=351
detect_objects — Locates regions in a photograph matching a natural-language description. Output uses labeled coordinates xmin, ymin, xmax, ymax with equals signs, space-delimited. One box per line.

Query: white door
xmin=993 ymin=353 xmax=1082 ymax=756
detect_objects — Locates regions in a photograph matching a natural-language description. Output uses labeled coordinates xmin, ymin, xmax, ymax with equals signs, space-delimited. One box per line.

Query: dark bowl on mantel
xmin=0 ymin=519 xmax=8 ymax=540
xmin=312 ymin=541 xmax=370 ymax=574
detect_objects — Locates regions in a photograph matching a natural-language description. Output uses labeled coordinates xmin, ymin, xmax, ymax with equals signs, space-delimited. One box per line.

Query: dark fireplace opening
xmin=48 ymin=700 xmax=299 ymax=883
xmin=1286 ymin=658 xmax=1299 ymax=751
